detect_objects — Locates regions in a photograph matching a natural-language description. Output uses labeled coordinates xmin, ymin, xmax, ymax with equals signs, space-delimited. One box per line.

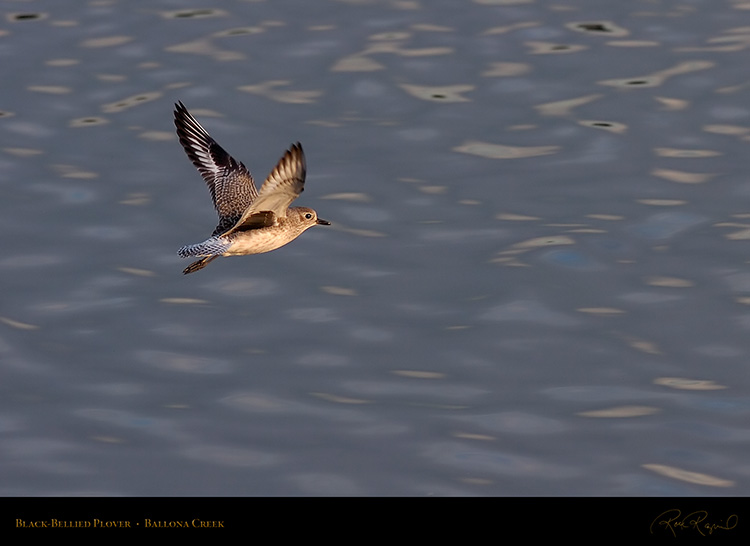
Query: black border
xmin=2 ymin=497 xmax=747 ymax=539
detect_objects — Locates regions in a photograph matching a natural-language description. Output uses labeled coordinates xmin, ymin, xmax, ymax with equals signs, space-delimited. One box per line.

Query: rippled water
xmin=1 ymin=0 xmax=749 ymax=495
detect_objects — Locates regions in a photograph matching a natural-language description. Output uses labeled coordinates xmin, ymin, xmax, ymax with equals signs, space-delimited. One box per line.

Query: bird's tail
xmin=178 ymin=237 xmax=230 ymax=274
xmin=177 ymin=237 xmax=231 ymax=258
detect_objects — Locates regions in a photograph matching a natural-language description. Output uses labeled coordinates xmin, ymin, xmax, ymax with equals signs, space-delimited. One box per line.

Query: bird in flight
xmin=173 ymin=101 xmax=329 ymax=274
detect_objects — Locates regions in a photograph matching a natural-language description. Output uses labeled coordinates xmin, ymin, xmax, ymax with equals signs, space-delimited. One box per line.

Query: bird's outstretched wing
xmin=174 ymin=101 xmax=259 ymax=236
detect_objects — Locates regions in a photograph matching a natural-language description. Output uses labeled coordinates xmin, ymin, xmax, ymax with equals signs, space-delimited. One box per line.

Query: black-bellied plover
xmin=174 ymin=102 xmax=329 ymax=274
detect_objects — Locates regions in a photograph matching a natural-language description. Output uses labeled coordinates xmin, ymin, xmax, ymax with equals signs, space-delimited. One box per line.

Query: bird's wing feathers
xmin=250 ymin=143 xmax=306 ymax=217
xmin=228 ymin=210 xmax=279 ymax=232
xmin=222 ymin=143 xmax=306 ymax=236
xmin=174 ymin=102 xmax=259 ymax=236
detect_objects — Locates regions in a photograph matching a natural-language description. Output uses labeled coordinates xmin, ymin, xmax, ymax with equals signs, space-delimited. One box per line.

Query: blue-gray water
xmin=1 ymin=0 xmax=749 ymax=495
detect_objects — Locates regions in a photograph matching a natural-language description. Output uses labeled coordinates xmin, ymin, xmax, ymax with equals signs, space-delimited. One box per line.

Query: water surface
xmin=1 ymin=0 xmax=749 ymax=495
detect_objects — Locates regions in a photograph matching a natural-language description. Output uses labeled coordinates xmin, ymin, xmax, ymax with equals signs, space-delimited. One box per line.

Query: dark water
xmin=1 ymin=0 xmax=749 ymax=495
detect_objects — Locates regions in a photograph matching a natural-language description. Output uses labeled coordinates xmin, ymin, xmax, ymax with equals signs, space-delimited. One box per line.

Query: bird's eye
xmin=305 ymin=213 xmax=313 ymax=219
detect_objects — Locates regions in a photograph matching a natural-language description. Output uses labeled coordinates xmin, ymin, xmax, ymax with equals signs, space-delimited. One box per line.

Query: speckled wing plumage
xmin=223 ymin=143 xmax=306 ymax=236
xmin=174 ymin=101 xmax=259 ymax=236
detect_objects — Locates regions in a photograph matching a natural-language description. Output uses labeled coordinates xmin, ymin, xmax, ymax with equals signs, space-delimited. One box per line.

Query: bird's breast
xmin=225 ymin=224 xmax=304 ymax=255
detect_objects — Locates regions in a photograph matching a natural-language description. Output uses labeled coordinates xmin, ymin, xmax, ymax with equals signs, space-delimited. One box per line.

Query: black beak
xmin=317 ymin=218 xmax=331 ymax=225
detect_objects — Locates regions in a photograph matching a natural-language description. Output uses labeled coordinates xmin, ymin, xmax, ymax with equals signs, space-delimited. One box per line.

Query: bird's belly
xmin=224 ymin=229 xmax=299 ymax=256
